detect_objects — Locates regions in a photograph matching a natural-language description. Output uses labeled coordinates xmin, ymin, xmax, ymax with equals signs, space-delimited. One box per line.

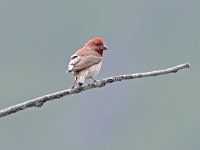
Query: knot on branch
xmin=35 ymin=101 xmax=44 ymax=107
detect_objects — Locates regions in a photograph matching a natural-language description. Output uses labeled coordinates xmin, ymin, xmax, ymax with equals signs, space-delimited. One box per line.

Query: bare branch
xmin=0 ymin=63 xmax=190 ymax=118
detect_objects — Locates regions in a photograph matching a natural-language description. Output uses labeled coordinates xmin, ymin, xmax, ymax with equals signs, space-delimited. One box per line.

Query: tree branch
xmin=0 ymin=63 xmax=190 ymax=118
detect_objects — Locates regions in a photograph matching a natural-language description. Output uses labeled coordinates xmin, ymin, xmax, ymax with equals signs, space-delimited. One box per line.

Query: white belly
xmin=85 ymin=62 xmax=102 ymax=79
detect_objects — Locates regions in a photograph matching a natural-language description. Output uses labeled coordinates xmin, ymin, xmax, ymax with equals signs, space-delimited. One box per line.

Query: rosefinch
xmin=67 ymin=38 xmax=108 ymax=88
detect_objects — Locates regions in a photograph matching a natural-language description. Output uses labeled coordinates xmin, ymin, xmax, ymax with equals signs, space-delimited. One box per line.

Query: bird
xmin=66 ymin=38 xmax=108 ymax=88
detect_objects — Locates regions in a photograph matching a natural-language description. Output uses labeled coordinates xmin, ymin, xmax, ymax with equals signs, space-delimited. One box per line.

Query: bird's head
xmin=85 ymin=38 xmax=108 ymax=55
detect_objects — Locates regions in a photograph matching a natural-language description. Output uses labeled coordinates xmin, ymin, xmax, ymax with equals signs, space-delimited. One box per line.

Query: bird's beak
xmin=101 ymin=45 xmax=108 ymax=50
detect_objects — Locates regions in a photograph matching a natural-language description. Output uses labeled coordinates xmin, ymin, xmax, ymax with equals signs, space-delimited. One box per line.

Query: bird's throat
xmin=94 ymin=49 xmax=103 ymax=56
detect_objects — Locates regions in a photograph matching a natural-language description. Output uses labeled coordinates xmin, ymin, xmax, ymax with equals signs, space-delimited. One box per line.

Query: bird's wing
xmin=67 ymin=55 xmax=81 ymax=72
xmin=67 ymin=55 xmax=102 ymax=72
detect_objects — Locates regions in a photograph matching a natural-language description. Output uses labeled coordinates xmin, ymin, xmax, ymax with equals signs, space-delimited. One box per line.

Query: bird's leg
xmin=90 ymin=77 xmax=97 ymax=82
xmin=71 ymin=76 xmax=77 ymax=89
xmin=71 ymin=82 xmax=75 ymax=89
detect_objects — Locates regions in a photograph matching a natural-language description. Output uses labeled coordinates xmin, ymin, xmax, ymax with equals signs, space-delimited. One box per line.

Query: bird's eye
xmin=95 ymin=43 xmax=100 ymax=46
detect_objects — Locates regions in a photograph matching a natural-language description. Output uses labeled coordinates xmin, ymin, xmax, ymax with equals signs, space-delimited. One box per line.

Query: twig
xmin=0 ymin=63 xmax=190 ymax=118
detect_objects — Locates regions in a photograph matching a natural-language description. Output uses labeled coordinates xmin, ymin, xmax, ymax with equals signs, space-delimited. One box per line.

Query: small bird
xmin=67 ymin=38 xmax=108 ymax=88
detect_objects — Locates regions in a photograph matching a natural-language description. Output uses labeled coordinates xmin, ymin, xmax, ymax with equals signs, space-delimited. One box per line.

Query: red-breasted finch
xmin=67 ymin=38 xmax=108 ymax=88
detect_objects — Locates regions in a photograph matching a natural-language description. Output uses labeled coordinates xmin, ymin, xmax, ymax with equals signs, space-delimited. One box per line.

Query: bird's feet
xmin=71 ymin=82 xmax=83 ymax=89
xmin=78 ymin=82 xmax=83 ymax=87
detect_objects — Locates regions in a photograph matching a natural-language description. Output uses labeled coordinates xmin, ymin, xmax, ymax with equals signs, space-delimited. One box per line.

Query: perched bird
xmin=67 ymin=38 xmax=108 ymax=88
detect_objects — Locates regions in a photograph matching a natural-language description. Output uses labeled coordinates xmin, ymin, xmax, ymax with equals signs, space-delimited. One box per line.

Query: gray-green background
xmin=0 ymin=0 xmax=199 ymax=150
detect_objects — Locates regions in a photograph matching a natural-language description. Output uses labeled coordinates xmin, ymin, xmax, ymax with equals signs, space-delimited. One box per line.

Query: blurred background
xmin=0 ymin=0 xmax=199 ymax=150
